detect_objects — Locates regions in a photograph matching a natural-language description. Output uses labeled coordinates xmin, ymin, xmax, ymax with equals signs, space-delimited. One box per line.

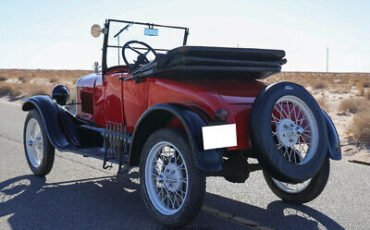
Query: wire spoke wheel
xmin=271 ymin=95 xmax=319 ymax=165
xmin=272 ymin=178 xmax=312 ymax=193
xmin=145 ymin=141 xmax=189 ymax=215
xmin=252 ymin=82 xmax=328 ymax=182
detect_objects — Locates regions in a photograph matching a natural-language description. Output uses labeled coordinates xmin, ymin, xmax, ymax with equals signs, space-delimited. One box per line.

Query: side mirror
xmin=91 ymin=24 xmax=102 ymax=38
xmin=144 ymin=28 xmax=158 ymax=36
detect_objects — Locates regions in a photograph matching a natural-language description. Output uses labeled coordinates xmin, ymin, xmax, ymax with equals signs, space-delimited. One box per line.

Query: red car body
xmin=76 ymin=67 xmax=267 ymax=151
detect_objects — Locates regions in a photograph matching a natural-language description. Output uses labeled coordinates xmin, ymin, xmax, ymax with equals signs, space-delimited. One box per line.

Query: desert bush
xmin=18 ymin=76 xmax=28 ymax=83
xmin=25 ymin=84 xmax=50 ymax=97
xmin=332 ymin=87 xmax=350 ymax=94
xmin=348 ymin=111 xmax=370 ymax=145
xmin=0 ymin=76 xmax=6 ymax=81
xmin=312 ymin=81 xmax=327 ymax=89
xmin=0 ymin=84 xmax=22 ymax=97
xmin=316 ymin=98 xmax=330 ymax=112
xmin=338 ymin=98 xmax=369 ymax=114
xmin=357 ymin=80 xmax=370 ymax=89
xmin=357 ymin=88 xmax=365 ymax=96
xmin=49 ymin=78 xmax=58 ymax=83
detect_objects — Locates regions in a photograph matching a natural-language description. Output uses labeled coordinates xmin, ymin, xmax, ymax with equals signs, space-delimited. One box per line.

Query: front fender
xmin=129 ymin=104 xmax=223 ymax=172
xmin=322 ymin=110 xmax=341 ymax=160
xmin=22 ymin=95 xmax=79 ymax=150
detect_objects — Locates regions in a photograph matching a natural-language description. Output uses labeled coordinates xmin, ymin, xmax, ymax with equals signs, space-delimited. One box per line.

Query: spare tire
xmin=250 ymin=82 xmax=328 ymax=183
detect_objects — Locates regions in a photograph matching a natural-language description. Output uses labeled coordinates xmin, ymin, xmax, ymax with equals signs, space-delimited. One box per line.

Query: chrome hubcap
xmin=25 ymin=118 xmax=44 ymax=168
xmin=276 ymin=118 xmax=303 ymax=147
xmin=145 ymin=141 xmax=188 ymax=215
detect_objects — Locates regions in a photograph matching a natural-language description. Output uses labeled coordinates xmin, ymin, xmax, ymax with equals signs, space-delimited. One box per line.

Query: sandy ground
xmin=307 ymin=86 xmax=370 ymax=163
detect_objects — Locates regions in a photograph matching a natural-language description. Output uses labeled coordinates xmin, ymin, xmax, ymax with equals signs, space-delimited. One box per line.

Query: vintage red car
xmin=22 ymin=19 xmax=341 ymax=227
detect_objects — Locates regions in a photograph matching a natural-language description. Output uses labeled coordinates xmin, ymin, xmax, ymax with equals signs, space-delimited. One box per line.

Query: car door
xmin=121 ymin=75 xmax=149 ymax=133
xmin=104 ymin=71 xmax=124 ymax=125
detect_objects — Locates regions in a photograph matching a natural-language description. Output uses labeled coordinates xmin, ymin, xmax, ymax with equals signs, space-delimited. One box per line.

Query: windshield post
xmin=102 ymin=20 xmax=110 ymax=77
xmin=183 ymin=28 xmax=189 ymax=46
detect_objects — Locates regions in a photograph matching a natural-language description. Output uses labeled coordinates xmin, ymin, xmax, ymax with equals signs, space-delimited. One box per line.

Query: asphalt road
xmin=0 ymin=101 xmax=369 ymax=230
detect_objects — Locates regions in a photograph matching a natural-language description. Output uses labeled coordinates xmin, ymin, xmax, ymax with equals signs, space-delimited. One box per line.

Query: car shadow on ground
xmin=0 ymin=171 xmax=344 ymax=230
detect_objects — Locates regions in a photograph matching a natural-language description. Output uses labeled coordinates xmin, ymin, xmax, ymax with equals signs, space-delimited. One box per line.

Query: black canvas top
xmin=133 ymin=46 xmax=287 ymax=80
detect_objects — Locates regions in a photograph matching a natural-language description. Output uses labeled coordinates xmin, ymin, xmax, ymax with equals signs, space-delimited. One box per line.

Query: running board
xmin=66 ymin=147 xmax=129 ymax=164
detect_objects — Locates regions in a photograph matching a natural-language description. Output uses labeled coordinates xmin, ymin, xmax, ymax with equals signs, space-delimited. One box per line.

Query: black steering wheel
xmin=122 ymin=40 xmax=157 ymax=71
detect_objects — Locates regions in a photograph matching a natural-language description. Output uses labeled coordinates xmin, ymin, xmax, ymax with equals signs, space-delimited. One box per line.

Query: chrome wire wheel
xmin=25 ymin=118 xmax=44 ymax=168
xmin=271 ymin=95 xmax=319 ymax=165
xmin=145 ymin=141 xmax=189 ymax=215
xmin=272 ymin=178 xmax=312 ymax=194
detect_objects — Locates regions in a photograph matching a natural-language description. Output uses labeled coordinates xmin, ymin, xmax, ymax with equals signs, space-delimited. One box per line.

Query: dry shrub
xmin=357 ymin=88 xmax=365 ymax=96
xmin=316 ymin=97 xmax=330 ymax=112
xmin=49 ymin=78 xmax=58 ymax=83
xmin=338 ymin=98 xmax=369 ymax=114
xmin=332 ymin=86 xmax=349 ymax=94
xmin=348 ymin=111 xmax=370 ymax=145
xmin=18 ymin=76 xmax=28 ymax=83
xmin=264 ymin=72 xmax=370 ymax=94
xmin=0 ymin=76 xmax=6 ymax=81
xmin=357 ymin=80 xmax=370 ymax=89
xmin=0 ymin=84 xmax=22 ymax=97
xmin=0 ymin=69 xmax=91 ymax=83
xmin=312 ymin=81 xmax=327 ymax=89
xmin=25 ymin=84 xmax=50 ymax=97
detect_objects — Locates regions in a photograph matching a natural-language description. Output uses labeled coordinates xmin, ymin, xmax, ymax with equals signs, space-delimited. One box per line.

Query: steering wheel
xmin=122 ymin=40 xmax=157 ymax=71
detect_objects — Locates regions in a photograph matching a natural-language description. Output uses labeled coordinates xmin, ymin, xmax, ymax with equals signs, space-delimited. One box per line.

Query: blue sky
xmin=0 ymin=0 xmax=369 ymax=72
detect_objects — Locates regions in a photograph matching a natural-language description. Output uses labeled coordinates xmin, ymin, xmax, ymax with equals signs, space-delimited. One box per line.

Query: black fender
xmin=22 ymin=95 xmax=80 ymax=151
xmin=128 ymin=104 xmax=223 ymax=172
xmin=321 ymin=109 xmax=341 ymax=160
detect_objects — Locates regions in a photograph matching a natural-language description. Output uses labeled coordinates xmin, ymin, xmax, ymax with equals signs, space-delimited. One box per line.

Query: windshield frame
xmin=102 ymin=19 xmax=189 ymax=75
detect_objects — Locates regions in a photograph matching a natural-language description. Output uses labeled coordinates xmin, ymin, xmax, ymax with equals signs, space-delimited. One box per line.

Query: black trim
xmin=128 ymin=104 xmax=223 ymax=172
xmin=22 ymin=96 xmax=103 ymax=151
xmin=108 ymin=19 xmax=188 ymax=30
xmin=23 ymin=96 xmax=77 ymax=150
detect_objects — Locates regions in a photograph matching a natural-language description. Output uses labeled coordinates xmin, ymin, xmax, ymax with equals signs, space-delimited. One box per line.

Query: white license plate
xmin=202 ymin=124 xmax=237 ymax=150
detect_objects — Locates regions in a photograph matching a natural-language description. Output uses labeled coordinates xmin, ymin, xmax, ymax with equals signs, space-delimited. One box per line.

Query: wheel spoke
xmin=280 ymin=102 xmax=290 ymax=118
xmin=272 ymin=96 xmax=318 ymax=165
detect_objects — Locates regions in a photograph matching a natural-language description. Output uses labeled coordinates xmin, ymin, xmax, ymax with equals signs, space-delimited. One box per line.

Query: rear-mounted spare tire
xmin=250 ymin=82 xmax=328 ymax=183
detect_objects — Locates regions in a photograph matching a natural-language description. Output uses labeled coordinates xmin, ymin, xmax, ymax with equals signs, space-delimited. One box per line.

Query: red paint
xmin=76 ymin=67 xmax=267 ymax=150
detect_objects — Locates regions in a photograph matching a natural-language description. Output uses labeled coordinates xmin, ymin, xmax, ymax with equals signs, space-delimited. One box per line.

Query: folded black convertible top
xmin=133 ymin=46 xmax=287 ymax=80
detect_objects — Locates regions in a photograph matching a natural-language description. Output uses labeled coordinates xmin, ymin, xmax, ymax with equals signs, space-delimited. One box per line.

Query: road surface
xmin=0 ymin=100 xmax=369 ymax=230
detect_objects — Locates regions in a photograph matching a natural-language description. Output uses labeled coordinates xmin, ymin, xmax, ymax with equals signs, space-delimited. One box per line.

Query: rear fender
xmin=22 ymin=95 xmax=80 ymax=150
xmin=129 ymin=104 xmax=223 ymax=172
xmin=321 ymin=110 xmax=341 ymax=160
